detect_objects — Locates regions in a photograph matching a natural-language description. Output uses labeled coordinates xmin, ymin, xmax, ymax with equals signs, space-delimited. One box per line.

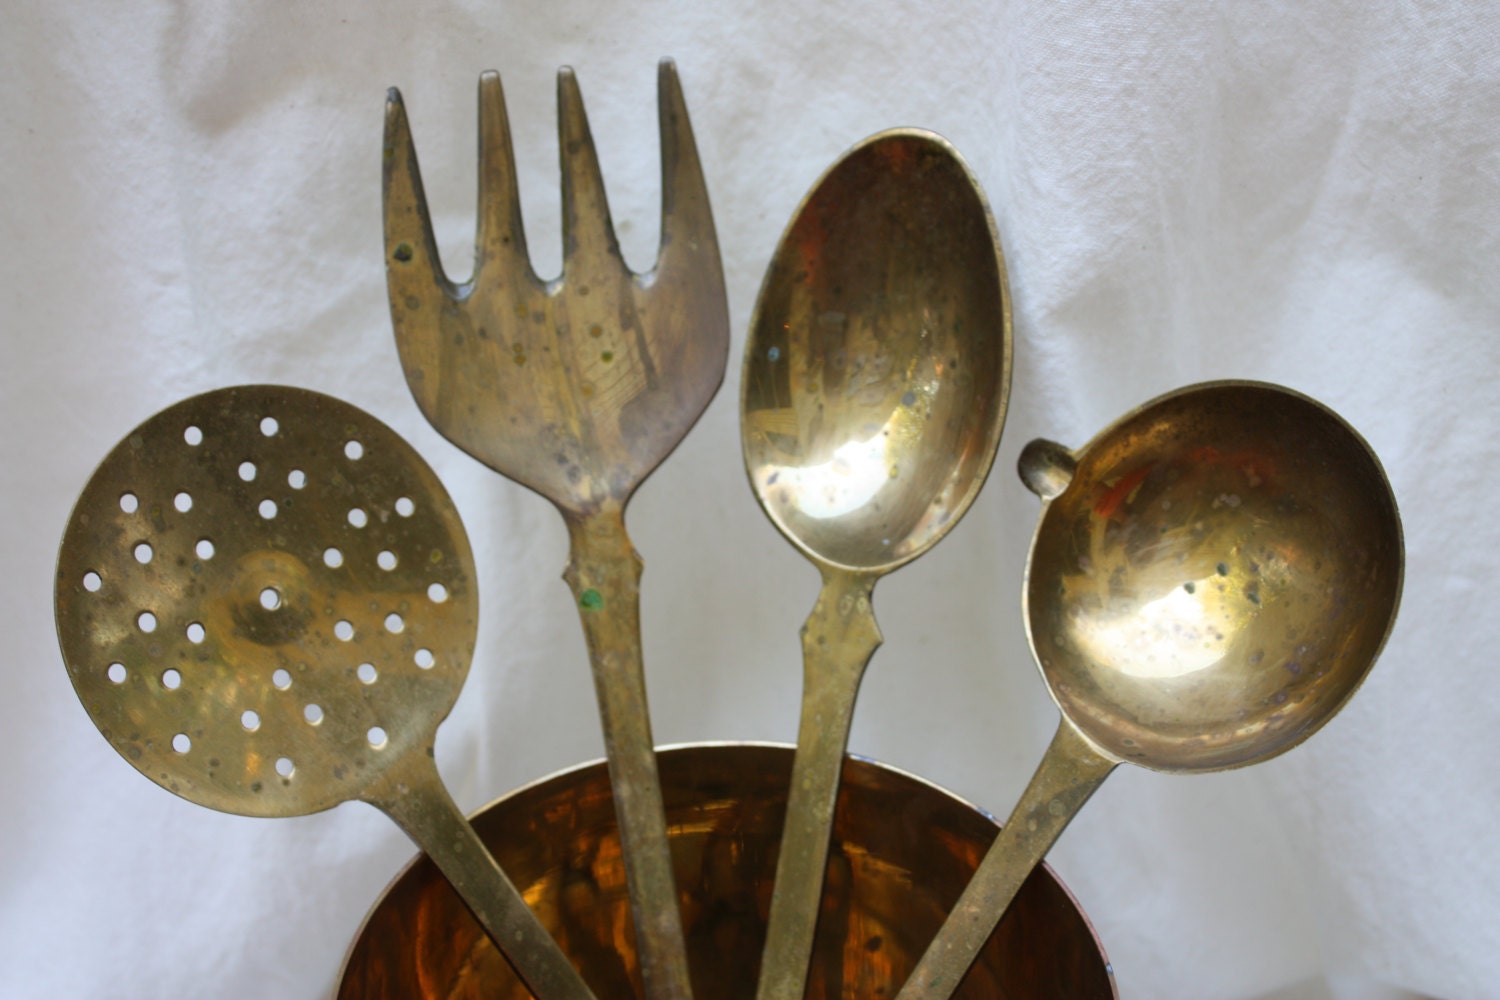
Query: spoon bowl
xmin=742 ymin=129 xmax=1011 ymax=572
xmin=898 ymin=381 xmax=1402 ymax=999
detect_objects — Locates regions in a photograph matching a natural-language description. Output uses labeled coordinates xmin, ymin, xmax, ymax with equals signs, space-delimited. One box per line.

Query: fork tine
xmin=557 ymin=67 xmax=624 ymax=273
xmin=476 ymin=71 xmax=534 ymax=283
xmin=384 ymin=87 xmax=455 ymax=295
xmin=653 ymin=59 xmax=721 ymax=281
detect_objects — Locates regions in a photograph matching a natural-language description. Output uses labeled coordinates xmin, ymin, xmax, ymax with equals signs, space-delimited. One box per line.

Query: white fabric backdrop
xmin=3 ymin=2 xmax=1497 ymax=997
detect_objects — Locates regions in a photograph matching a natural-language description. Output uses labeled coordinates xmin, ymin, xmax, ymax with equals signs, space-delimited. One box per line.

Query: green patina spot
xmin=601 ymin=351 xmax=614 ymax=363
xmin=393 ymin=243 xmax=413 ymax=262
xmin=579 ymin=588 xmax=604 ymax=611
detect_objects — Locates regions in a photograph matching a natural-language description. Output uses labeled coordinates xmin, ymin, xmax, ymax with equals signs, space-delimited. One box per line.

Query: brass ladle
xmin=741 ymin=129 xmax=1011 ymax=1000
xmin=897 ymin=381 xmax=1404 ymax=999
xmin=54 ymin=386 xmax=596 ymax=1000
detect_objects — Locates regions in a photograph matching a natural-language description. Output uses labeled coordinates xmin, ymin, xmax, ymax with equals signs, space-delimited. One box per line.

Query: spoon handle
xmin=895 ymin=720 xmax=1116 ymax=1000
xmin=563 ymin=506 xmax=694 ymax=1000
xmin=757 ymin=569 xmax=882 ymax=1000
xmin=370 ymin=753 xmax=599 ymax=1000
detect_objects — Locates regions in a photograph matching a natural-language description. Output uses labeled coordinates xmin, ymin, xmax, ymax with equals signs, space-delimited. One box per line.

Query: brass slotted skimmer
xmin=54 ymin=385 xmax=596 ymax=1000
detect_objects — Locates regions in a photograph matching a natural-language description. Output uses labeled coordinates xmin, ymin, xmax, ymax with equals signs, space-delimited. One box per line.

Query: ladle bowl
xmin=898 ymin=381 xmax=1403 ymax=999
xmin=1023 ymin=381 xmax=1402 ymax=771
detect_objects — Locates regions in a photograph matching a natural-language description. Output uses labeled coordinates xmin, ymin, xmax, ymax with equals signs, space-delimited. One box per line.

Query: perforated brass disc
xmin=55 ymin=386 xmax=478 ymax=817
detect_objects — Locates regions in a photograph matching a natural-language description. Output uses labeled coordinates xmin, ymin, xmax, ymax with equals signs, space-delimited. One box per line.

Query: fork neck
xmin=561 ymin=502 xmax=633 ymax=557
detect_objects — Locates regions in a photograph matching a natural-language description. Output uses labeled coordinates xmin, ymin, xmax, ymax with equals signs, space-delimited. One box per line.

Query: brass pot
xmin=338 ymin=743 xmax=1116 ymax=998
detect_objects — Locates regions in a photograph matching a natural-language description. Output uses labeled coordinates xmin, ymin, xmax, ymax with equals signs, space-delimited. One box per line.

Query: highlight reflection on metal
xmin=741 ymin=130 xmax=1011 ymax=1000
xmin=338 ymin=744 xmax=1116 ymax=1000
xmin=383 ymin=60 xmax=728 ymax=1000
xmin=899 ymin=381 xmax=1404 ymax=999
xmin=55 ymin=386 xmax=596 ymax=1000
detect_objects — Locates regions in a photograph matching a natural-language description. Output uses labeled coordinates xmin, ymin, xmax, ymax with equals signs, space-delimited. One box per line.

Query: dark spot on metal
xmin=393 ymin=243 xmax=413 ymax=262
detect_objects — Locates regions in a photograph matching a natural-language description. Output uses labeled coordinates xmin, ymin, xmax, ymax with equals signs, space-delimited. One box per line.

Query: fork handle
xmin=563 ymin=506 xmax=694 ymax=1000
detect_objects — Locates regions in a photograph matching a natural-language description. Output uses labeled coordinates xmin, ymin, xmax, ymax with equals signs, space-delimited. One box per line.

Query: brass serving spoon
xmin=384 ymin=62 xmax=726 ymax=1000
xmin=897 ymin=381 xmax=1404 ymax=999
xmin=54 ymin=386 xmax=597 ymax=1000
xmin=741 ymin=129 xmax=1011 ymax=1000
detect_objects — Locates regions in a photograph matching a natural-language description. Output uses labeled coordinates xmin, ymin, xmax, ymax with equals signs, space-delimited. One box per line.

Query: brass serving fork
xmin=382 ymin=60 xmax=727 ymax=1000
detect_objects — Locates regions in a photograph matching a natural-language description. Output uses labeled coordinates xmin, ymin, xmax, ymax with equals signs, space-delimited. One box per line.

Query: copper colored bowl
xmin=338 ymin=743 xmax=1116 ymax=998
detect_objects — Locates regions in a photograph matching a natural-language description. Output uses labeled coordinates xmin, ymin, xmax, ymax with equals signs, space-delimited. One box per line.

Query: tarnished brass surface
xmin=741 ymin=130 xmax=1011 ymax=1000
xmin=741 ymin=130 xmax=1012 ymax=574
xmin=339 ymin=744 xmax=1116 ymax=1000
xmin=898 ymin=381 xmax=1404 ymax=999
xmin=55 ymin=386 xmax=596 ymax=1000
xmin=383 ymin=60 xmax=727 ymax=1000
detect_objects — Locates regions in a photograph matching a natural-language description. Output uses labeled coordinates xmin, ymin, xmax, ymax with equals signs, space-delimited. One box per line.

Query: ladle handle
xmin=757 ymin=569 xmax=882 ymax=1000
xmin=895 ymin=720 xmax=1116 ymax=1000
xmin=372 ymin=754 xmax=598 ymax=1000
xmin=563 ymin=506 xmax=693 ymax=1000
